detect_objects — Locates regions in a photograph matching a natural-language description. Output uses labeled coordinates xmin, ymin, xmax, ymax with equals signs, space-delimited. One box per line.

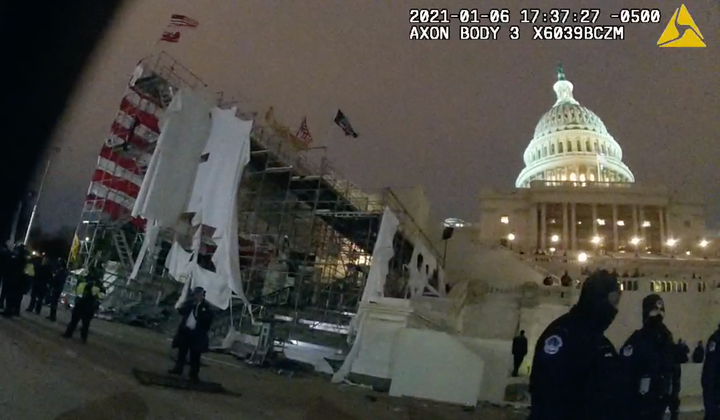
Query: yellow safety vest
xmin=24 ymin=263 xmax=35 ymax=277
xmin=75 ymin=282 xmax=104 ymax=299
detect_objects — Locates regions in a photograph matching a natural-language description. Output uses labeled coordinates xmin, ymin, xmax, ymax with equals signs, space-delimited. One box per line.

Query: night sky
xmin=36 ymin=0 xmax=720 ymax=233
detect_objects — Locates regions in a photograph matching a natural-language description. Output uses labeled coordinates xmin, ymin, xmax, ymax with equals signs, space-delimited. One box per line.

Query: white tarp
xmin=188 ymin=106 xmax=252 ymax=302
xmin=132 ymin=90 xmax=212 ymax=227
xmin=333 ymin=207 xmax=399 ymax=383
xmin=407 ymin=240 xmax=440 ymax=298
xmin=165 ymin=240 xmax=193 ymax=280
xmin=360 ymin=207 xmax=399 ymax=303
xmin=187 ymin=107 xmax=252 ymax=232
xmin=164 ymin=106 xmax=253 ymax=310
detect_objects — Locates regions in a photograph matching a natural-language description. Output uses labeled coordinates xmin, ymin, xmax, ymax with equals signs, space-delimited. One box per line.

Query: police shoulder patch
xmin=543 ymin=335 xmax=563 ymax=355
xmin=710 ymin=341 xmax=716 ymax=352
xmin=622 ymin=345 xmax=633 ymax=357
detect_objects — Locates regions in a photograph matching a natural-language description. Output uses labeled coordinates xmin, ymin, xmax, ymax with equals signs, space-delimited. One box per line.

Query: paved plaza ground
xmin=0 ymin=300 xmax=705 ymax=419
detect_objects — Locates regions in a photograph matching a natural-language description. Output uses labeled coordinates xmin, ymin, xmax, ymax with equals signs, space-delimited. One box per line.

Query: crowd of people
xmin=0 ymin=243 xmax=214 ymax=381
xmin=0 ymin=243 xmax=109 ymax=343
xmin=0 ymin=244 xmax=68 ymax=320
xmin=523 ymin=269 xmax=720 ymax=420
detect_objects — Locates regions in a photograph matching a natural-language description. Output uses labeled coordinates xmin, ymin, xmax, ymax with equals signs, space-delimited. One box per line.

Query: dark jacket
xmin=619 ymin=324 xmax=676 ymax=419
xmin=31 ymin=262 xmax=53 ymax=294
xmin=702 ymin=329 xmax=720 ymax=418
xmin=172 ymin=299 xmax=214 ymax=353
xmin=512 ymin=334 xmax=528 ymax=356
xmin=528 ymin=308 xmax=625 ymax=420
xmin=49 ymin=267 xmax=69 ymax=297
xmin=694 ymin=344 xmax=706 ymax=364
xmin=676 ymin=342 xmax=690 ymax=364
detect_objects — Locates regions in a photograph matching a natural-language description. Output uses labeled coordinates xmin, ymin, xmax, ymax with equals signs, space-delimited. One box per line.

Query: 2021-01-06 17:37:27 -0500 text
xmin=409 ymin=25 xmax=625 ymax=40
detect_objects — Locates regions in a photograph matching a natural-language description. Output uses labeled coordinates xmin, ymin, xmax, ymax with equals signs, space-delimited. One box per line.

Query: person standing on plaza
xmin=511 ymin=330 xmax=528 ymax=377
xmin=168 ymin=286 xmax=214 ymax=382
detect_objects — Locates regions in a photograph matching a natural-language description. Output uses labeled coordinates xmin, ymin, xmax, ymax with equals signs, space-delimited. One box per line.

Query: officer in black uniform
xmin=528 ymin=269 xmax=624 ymax=420
xmin=46 ymin=258 xmax=69 ymax=321
xmin=1 ymin=245 xmax=29 ymax=317
xmin=702 ymin=322 xmax=720 ymax=420
xmin=619 ymin=294 xmax=676 ymax=420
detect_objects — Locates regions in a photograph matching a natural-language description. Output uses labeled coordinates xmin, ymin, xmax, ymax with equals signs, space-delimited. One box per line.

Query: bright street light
xmin=578 ymin=253 xmax=588 ymax=263
xmin=551 ymin=235 xmax=560 ymax=243
xmin=666 ymin=238 xmax=678 ymax=247
xmin=700 ymin=240 xmax=709 ymax=248
xmin=591 ymin=235 xmax=602 ymax=244
xmin=630 ymin=237 xmax=641 ymax=246
xmin=507 ymin=233 xmax=516 ymax=241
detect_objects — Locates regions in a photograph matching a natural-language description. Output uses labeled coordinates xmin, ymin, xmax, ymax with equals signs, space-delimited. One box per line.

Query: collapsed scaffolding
xmin=73 ymin=52 xmax=445 ymax=352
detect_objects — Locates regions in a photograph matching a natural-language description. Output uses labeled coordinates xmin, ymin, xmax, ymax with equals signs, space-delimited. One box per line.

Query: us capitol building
xmin=476 ymin=65 xmax=711 ymax=259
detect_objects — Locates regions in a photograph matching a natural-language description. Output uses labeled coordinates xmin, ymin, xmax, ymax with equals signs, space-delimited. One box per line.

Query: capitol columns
xmin=632 ymin=205 xmax=639 ymax=238
xmin=612 ymin=204 xmax=619 ymax=251
xmin=570 ymin=203 xmax=577 ymax=250
xmin=592 ymin=204 xmax=598 ymax=236
xmin=562 ymin=202 xmax=569 ymax=249
xmin=540 ymin=203 xmax=547 ymax=250
xmin=659 ymin=208 xmax=667 ymax=252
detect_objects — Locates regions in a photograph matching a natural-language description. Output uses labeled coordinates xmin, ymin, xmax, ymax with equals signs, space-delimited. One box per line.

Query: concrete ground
xmin=0 ymin=300 xmax=705 ymax=419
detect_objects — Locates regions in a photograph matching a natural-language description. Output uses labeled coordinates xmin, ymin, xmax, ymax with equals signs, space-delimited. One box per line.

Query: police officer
xmin=619 ymin=294 xmax=676 ymax=420
xmin=61 ymin=275 xmax=104 ymax=343
xmin=46 ymin=258 xmax=69 ymax=322
xmin=1 ymin=245 xmax=29 ymax=317
xmin=528 ymin=269 xmax=624 ymax=420
xmin=27 ymin=256 xmax=52 ymax=314
xmin=702 ymin=323 xmax=720 ymax=420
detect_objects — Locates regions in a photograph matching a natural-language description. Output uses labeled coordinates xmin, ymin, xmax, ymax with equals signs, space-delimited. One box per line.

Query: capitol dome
xmin=515 ymin=65 xmax=635 ymax=188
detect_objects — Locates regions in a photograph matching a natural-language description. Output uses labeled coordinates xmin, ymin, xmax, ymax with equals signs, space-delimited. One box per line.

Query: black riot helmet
xmin=575 ymin=269 xmax=621 ymax=332
xmin=642 ymin=293 xmax=665 ymax=324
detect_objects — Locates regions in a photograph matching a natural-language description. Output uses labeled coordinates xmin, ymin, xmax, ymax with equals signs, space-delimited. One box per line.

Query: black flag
xmin=333 ymin=110 xmax=359 ymax=138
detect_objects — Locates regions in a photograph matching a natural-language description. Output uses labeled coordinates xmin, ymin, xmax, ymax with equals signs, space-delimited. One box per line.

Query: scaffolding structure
xmin=72 ymin=52 xmax=443 ymax=349
xmin=211 ymin=120 xmax=444 ymax=348
xmin=74 ymin=53 xmax=208 ymax=302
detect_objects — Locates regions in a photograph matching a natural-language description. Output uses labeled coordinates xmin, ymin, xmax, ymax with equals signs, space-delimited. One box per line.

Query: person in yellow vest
xmin=61 ymin=275 xmax=104 ymax=343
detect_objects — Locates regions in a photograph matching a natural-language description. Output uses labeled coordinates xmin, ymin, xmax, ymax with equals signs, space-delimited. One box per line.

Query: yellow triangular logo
xmin=657 ymin=5 xmax=706 ymax=47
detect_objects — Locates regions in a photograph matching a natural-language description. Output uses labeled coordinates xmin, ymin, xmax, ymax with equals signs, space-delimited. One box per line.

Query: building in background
xmin=478 ymin=66 xmax=711 ymax=258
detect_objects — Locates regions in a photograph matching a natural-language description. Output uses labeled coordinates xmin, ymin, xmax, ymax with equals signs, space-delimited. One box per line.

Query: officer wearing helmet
xmin=702 ymin=322 xmax=720 ymax=419
xmin=619 ymin=294 xmax=676 ymax=420
xmin=528 ymin=269 xmax=624 ymax=420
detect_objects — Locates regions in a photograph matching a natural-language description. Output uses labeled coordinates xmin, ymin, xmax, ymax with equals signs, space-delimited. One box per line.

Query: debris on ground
xmin=131 ymin=368 xmax=229 ymax=394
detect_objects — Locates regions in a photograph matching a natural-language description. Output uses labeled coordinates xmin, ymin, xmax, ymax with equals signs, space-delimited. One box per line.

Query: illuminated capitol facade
xmin=477 ymin=66 xmax=711 ymax=257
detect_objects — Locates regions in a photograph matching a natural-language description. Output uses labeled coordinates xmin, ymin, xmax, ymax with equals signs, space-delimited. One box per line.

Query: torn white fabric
xmin=361 ymin=207 xmax=399 ymax=303
xmin=190 ymin=265 xmax=232 ymax=309
xmin=334 ymin=207 xmax=399 ymax=382
xmin=187 ymin=107 xmax=253 ymax=232
xmin=406 ymin=239 xmax=440 ymax=298
xmin=187 ymin=106 xmax=253 ymax=309
xmin=164 ymin=241 xmax=193 ymax=281
xmin=130 ymin=220 xmax=160 ymax=280
xmin=132 ymin=90 xmax=212 ymax=227
xmin=331 ymin=310 xmax=368 ymax=383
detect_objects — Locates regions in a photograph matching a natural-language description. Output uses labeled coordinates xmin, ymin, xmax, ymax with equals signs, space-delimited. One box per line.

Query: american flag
xmin=296 ymin=117 xmax=313 ymax=145
xmin=170 ymin=14 xmax=199 ymax=28
xmin=160 ymin=30 xmax=181 ymax=43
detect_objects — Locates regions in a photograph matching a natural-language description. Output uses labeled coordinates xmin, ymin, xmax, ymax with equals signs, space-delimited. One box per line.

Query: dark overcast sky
xmin=36 ymin=0 xmax=720 ymax=232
